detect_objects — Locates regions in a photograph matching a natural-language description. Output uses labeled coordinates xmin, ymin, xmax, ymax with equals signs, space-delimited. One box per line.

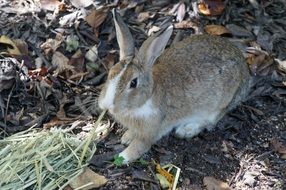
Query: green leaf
xmin=138 ymin=158 xmax=148 ymax=166
xmin=113 ymin=154 xmax=124 ymax=167
xmin=66 ymin=38 xmax=79 ymax=52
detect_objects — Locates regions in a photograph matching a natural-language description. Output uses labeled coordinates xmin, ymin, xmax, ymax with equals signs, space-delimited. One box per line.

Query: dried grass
xmin=0 ymin=111 xmax=106 ymax=190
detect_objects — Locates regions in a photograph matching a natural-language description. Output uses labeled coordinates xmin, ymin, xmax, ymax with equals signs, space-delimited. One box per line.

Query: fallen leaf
xmin=0 ymin=0 xmax=41 ymax=14
xmin=52 ymin=51 xmax=74 ymax=77
xmin=13 ymin=39 xmax=29 ymax=55
xmin=69 ymin=0 xmax=94 ymax=8
xmin=203 ymin=176 xmax=231 ymax=190
xmin=0 ymin=35 xmax=21 ymax=55
xmin=276 ymin=59 xmax=286 ymax=73
xmin=204 ymin=25 xmax=230 ymax=36
xmin=59 ymin=10 xmax=83 ymax=26
xmin=0 ymin=57 xmax=16 ymax=91
xmin=66 ymin=35 xmax=79 ymax=52
xmin=174 ymin=20 xmax=199 ymax=31
xmin=69 ymin=49 xmax=86 ymax=72
xmin=43 ymin=117 xmax=73 ymax=129
xmin=226 ymin=24 xmax=253 ymax=38
xmin=156 ymin=164 xmax=174 ymax=185
xmin=85 ymin=45 xmax=98 ymax=62
xmin=69 ymin=167 xmax=107 ymax=189
xmin=86 ymin=8 xmax=108 ymax=30
xmin=242 ymin=171 xmax=257 ymax=187
xmin=177 ymin=2 xmax=186 ymax=22
xmin=156 ymin=173 xmax=171 ymax=189
xmin=28 ymin=67 xmax=49 ymax=80
xmin=40 ymin=37 xmax=63 ymax=55
xmin=246 ymin=48 xmax=276 ymax=76
xmin=102 ymin=52 xmax=115 ymax=70
xmin=198 ymin=0 xmax=225 ymax=16
xmin=155 ymin=163 xmax=181 ymax=190
xmin=137 ymin=12 xmax=151 ymax=23
xmin=40 ymin=0 xmax=62 ymax=11
xmin=271 ymin=139 xmax=286 ymax=159
xmin=148 ymin=26 xmax=161 ymax=36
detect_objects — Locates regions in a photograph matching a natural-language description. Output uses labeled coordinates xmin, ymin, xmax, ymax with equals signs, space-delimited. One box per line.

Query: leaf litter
xmin=0 ymin=0 xmax=286 ymax=189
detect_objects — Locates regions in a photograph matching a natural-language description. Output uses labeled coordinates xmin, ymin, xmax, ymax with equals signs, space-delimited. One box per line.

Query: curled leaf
xmin=198 ymin=0 xmax=225 ymax=16
xmin=86 ymin=8 xmax=108 ymax=30
xmin=204 ymin=25 xmax=230 ymax=36
xmin=0 ymin=35 xmax=21 ymax=55
xmin=177 ymin=2 xmax=186 ymax=22
xmin=69 ymin=167 xmax=107 ymax=189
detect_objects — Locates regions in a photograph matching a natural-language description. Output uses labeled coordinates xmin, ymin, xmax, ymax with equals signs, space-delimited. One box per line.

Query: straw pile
xmin=0 ymin=112 xmax=105 ymax=190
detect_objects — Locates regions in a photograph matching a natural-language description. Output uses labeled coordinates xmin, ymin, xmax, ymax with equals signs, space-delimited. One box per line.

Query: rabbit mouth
xmin=108 ymin=107 xmax=115 ymax=115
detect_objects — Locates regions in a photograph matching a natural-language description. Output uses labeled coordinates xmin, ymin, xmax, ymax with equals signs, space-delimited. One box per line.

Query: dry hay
xmin=0 ymin=111 xmax=106 ymax=190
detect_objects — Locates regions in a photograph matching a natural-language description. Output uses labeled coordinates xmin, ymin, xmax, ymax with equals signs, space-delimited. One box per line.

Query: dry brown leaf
xmin=43 ymin=117 xmax=73 ymax=129
xmin=249 ymin=54 xmax=266 ymax=76
xmin=198 ymin=0 xmax=225 ymax=16
xmin=271 ymin=139 xmax=286 ymax=159
xmin=174 ymin=21 xmax=199 ymax=32
xmin=40 ymin=37 xmax=63 ymax=55
xmin=28 ymin=67 xmax=48 ymax=80
xmin=13 ymin=39 xmax=29 ymax=55
xmin=69 ymin=167 xmax=107 ymax=189
xmin=137 ymin=12 xmax=151 ymax=23
xmin=103 ymin=52 xmax=116 ymax=70
xmin=52 ymin=51 xmax=74 ymax=77
xmin=204 ymin=25 xmax=230 ymax=36
xmin=68 ymin=49 xmax=86 ymax=72
xmin=203 ymin=176 xmax=231 ymax=190
xmin=86 ymin=8 xmax=108 ymax=30
xmin=40 ymin=0 xmax=62 ymax=11
xmin=276 ymin=59 xmax=286 ymax=73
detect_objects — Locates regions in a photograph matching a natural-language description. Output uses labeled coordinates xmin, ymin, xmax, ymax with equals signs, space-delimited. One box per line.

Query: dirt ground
xmin=0 ymin=0 xmax=286 ymax=189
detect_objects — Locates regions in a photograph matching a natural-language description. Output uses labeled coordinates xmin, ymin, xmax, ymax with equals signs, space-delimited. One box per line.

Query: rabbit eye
xmin=130 ymin=78 xmax=138 ymax=88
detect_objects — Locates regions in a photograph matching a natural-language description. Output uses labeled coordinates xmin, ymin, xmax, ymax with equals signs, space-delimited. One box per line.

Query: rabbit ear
xmin=112 ymin=9 xmax=135 ymax=61
xmin=137 ymin=25 xmax=173 ymax=69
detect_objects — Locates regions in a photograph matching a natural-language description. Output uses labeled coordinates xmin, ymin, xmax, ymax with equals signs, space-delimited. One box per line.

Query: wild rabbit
xmin=98 ymin=9 xmax=251 ymax=163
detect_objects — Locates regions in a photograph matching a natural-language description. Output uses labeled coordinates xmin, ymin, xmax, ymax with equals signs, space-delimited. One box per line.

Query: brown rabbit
xmin=98 ymin=9 xmax=251 ymax=163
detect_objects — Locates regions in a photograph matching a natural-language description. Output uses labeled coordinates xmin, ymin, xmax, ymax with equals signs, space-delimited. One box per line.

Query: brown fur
xmin=98 ymin=10 xmax=251 ymax=163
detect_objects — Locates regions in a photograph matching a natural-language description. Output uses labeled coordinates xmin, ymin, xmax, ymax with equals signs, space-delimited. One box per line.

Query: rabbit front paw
xmin=118 ymin=139 xmax=152 ymax=164
xmin=121 ymin=130 xmax=134 ymax=145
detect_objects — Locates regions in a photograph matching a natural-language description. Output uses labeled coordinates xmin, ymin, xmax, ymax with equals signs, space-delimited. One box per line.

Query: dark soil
xmin=0 ymin=0 xmax=286 ymax=189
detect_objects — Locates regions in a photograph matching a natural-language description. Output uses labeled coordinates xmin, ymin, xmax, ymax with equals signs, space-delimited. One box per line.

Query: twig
xmin=32 ymin=45 xmax=51 ymax=67
xmin=75 ymin=21 xmax=88 ymax=46
xmin=185 ymin=167 xmax=206 ymax=176
xmin=229 ymin=155 xmax=254 ymax=185
xmin=147 ymin=165 xmax=160 ymax=187
xmin=255 ymin=150 xmax=274 ymax=160
xmin=4 ymin=84 xmax=15 ymax=124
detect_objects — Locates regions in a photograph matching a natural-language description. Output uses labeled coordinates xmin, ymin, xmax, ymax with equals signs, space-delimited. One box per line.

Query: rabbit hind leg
xmin=175 ymin=122 xmax=204 ymax=139
xmin=174 ymin=113 xmax=218 ymax=139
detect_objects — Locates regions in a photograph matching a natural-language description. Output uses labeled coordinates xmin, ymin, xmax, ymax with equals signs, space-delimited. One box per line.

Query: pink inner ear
xmin=112 ymin=9 xmax=135 ymax=61
xmin=138 ymin=26 xmax=173 ymax=68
